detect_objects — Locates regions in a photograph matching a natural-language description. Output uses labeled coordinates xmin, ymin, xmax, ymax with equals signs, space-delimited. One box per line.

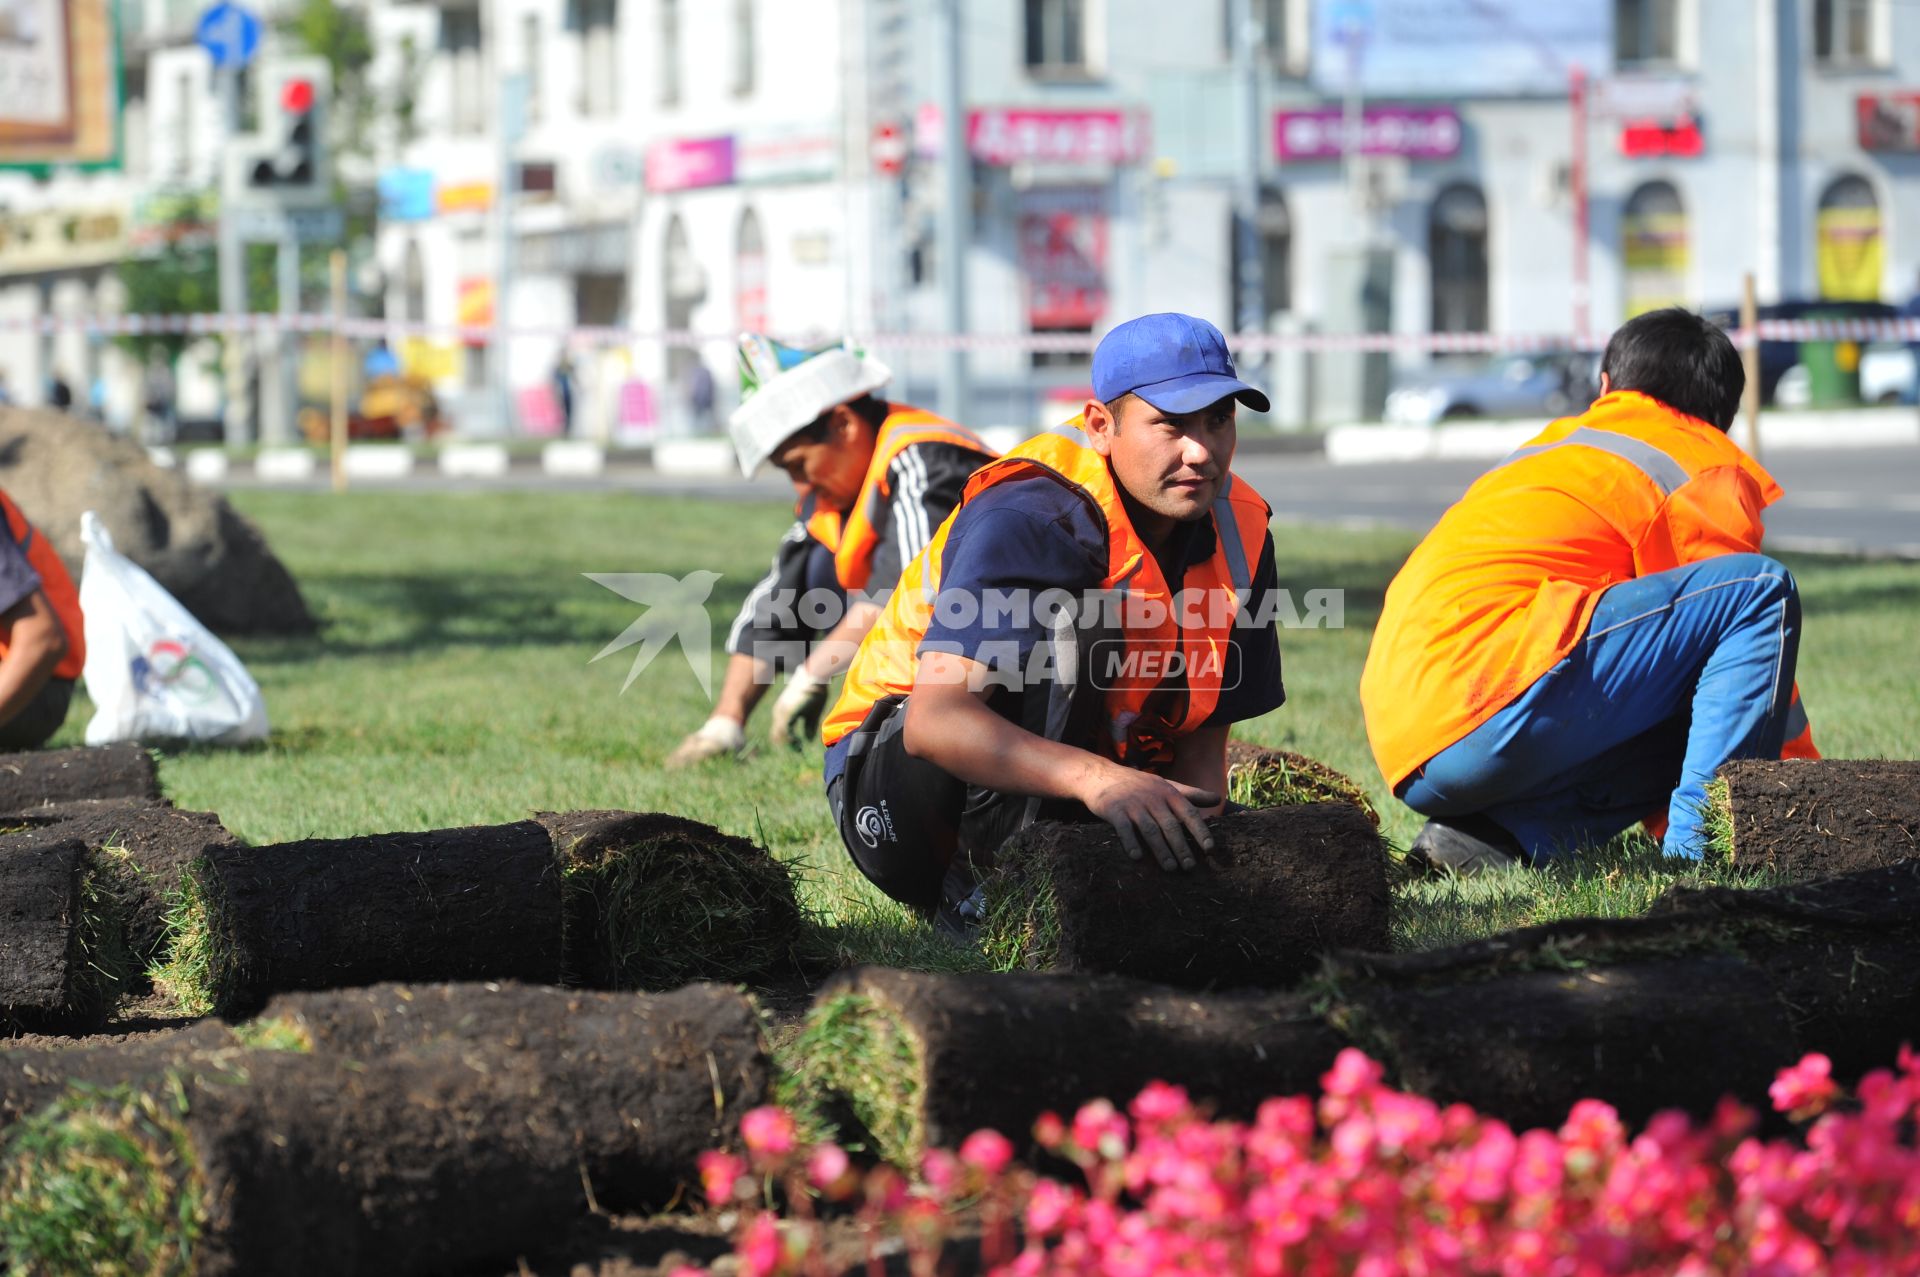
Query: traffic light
xmin=244 ymin=60 xmax=330 ymax=203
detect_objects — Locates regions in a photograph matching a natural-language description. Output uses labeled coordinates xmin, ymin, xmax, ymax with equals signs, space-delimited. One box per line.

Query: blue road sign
xmin=195 ymin=3 xmax=261 ymax=70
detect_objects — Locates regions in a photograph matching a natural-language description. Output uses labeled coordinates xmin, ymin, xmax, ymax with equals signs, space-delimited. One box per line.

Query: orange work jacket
xmin=0 ymin=490 xmax=85 ymax=680
xmin=823 ymin=420 xmax=1272 ymax=769
xmin=801 ymin=404 xmax=996 ymax=592
xmin=1361 ymin=391 xmax=1816 ymax=790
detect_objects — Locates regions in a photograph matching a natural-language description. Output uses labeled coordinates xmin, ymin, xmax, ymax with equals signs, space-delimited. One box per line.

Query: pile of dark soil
xmin=0 ymin=982 xmax=770 ymax=1277
xmin=0 ymin=744 xmax=160 ymax=814
xmin=982 ymin=805 xmax=1389 ymax=988
xmin=1225 ymin=740 xmax=1380 ymax=825
xmin=1719 ymin=758 xmax=1920 ymax=875
xmin=0 ymin=406 xmax=314 ymax=634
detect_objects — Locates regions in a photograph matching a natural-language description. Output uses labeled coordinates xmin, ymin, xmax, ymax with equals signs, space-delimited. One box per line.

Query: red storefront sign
xmin=1859 ymin=93 xmax=1920 ymax=152
xmin=1619 ymin=117 xmax=1703 ymax=158
xmin=914 ymin=106 xmax=1149 ymax=167
xmin=1019 ymin=193 xmax=1108 ymax=330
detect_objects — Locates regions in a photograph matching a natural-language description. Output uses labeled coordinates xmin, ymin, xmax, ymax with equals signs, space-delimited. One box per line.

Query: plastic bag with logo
xmin=77 ymin=510 xmax=269 ymax=745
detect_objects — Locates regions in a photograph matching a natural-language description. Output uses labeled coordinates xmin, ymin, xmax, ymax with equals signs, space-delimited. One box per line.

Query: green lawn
xmin=57 ymin=488 xmax=1920 ymax=966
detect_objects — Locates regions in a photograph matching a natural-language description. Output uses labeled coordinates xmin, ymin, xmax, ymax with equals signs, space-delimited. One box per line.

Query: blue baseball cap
xmin=1091 ymin=313 xmax=1271 ymax=415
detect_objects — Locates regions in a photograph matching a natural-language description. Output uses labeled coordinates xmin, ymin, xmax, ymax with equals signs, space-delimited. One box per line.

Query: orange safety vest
xmin=801 ymin=404 xmax=997 ymax=592
xmin=1361 ymin=390 xmax=1816 ymax=790
xmin=0 ymin=490 xmax=85 ymax=681
xmin=823 ymin=420 xmax=1272 ymax=769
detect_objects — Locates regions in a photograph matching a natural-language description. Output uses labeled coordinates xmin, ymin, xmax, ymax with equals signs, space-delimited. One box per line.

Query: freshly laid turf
xmin=61 ymin=488 xmax=1911 ymax=966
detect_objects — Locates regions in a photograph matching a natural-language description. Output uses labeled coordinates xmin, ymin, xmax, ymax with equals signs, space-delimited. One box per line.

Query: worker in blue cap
xmin=819 ymin=313 xmax=1287 ymax=930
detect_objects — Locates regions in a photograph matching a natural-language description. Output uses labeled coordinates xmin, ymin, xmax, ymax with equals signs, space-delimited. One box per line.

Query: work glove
xmin=768 ymin=667 xmax=831 ymax=749
xmin=665 ymin=716 xmax=746 ymax=769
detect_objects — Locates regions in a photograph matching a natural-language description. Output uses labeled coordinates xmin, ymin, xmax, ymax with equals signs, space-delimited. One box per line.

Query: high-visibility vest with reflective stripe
xmin=822 ymin=420 xmax=1272 ymax=768
xmin=800 ymin=404 xmax=996 ymax=592
xmin=1361 ymin=390 xmax=1801 ymax=789
xmin=0 ymin=490 xmax=84 ymax=680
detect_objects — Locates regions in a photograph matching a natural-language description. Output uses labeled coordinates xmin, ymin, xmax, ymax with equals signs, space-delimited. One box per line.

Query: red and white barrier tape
xmin=10 ymin=313 xmax=1920 ymax=352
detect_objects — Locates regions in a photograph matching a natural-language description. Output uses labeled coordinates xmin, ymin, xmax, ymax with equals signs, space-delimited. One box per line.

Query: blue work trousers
xmin=1397 ymin=554 xmax=1801 ymax=860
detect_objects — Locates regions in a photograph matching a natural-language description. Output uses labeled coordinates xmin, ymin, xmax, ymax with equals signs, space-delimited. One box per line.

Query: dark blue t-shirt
xmin=825 ymin=474 xmax=1286 ymax=784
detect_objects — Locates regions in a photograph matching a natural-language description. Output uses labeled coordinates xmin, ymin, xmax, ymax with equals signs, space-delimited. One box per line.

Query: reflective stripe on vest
xmin=1501 ymin=427 xmax=1693 ymax=496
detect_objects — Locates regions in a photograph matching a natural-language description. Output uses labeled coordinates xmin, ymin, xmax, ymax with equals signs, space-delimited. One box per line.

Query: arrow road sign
xmin=195 ymin=2 xmax=261 ymax=70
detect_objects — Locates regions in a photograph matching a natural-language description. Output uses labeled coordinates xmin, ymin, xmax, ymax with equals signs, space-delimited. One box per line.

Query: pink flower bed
xmin=679 ymin=1047 xmax=1920 ymax=1276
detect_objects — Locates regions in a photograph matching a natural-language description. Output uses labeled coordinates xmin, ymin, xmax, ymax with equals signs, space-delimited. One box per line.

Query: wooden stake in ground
xmin=785 ymin=966 xmax=1345 ymax=1167
xmin=1715 ymin=758 xmax=1920 ymax=876
xmin=0 ymin=745 xmax=160 ymax=815
xmin=0 ymin=984 xmax=771 ymax=1276
xmin=982 ymin=805 xmax=1389 ymax=988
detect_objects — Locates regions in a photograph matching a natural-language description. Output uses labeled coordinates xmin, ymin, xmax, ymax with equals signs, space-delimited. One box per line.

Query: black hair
xmin=1599 ymin=308 xmax=1744 ymax=432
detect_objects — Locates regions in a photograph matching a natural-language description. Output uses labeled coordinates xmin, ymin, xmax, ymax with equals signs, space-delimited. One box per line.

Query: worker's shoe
xmin=1406 ymin=814 xmax=1527 ymax=876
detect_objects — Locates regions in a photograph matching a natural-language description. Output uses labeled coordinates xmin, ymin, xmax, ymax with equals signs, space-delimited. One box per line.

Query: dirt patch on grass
xmin=1720 ymin=759 xmax=1920 ymax=876
xmin=983 ymin=806 xmax=1390 ymax=989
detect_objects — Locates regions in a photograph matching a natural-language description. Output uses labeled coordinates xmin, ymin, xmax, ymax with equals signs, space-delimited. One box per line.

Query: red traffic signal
xmin=281 ymin=77 xmax=314 ymax=113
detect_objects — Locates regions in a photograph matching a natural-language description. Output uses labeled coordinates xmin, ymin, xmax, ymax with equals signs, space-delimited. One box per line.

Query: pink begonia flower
xmin=1032 ymin=1110 xmax=1067 ymax=1148
xmin=922 ymin=1148 xmax=962 ymax=1198
xmin=961 ymin=1128 xmax=1015 ymax=1175
xmin=737 ymin=1213 xmax=782 ymax=1277
xmin=1771 ymin=1053 xmax=1841 ymax=1118
xmin=807 ymin=1142 xmax=851 ymax=1192
xmin=739 ymin=1105 xmax=798 ymax=1158
xmin=1071 ymin=1097 xmax=1130 ymax=1160
xmin=696 ymin=1149 xmax=746 ymax=1206
xmin=1129 ymin=1079 xmax=1191 ymax=1125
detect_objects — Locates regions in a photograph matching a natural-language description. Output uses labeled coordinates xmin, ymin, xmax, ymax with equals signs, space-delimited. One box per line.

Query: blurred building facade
xmin=2 ymin=0 xmax=1920 ymax=432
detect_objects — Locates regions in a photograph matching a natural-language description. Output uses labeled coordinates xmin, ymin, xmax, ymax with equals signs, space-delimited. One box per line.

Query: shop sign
xmin=437 ymin=181 xmax=493 ymax=214
xmin=1858 ymin=93 xmax=1920 ymax=152
xmin=736 ymin=125 xmax=838 ymax=184
xmin=1618 ymin=117 xmax=1703 ymax=158
xmin=0 ymin=207 xmax=128 ymax=271
xmin=1273 ymin=106 xmax=1461 ymax=161
xmin=1019 ymin=190 xmax=1108 ymax=330
xmin=646 ymin=135 xmax=735 ymax=193
xmin=455 ymin=277 xmax=494 ymax=329
xmin=966 ymin=108 xmax=1149 ymax=168
xmin=379 ymin=168 xmax=435 ymax=222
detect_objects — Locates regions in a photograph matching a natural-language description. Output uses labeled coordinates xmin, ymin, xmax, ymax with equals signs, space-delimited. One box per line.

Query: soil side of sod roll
xmin=0 ymin=1019 xmax=245 ymax=1132
xmin=244 ymin=980 xmax=773 ymax=1211
xmin=786 ymin=966 xmax=1347 ymax=1167
xmin=0 ymin=838 xmax=105 ymax=1033
xmin=535 ymin=810 xmax=804 ymax=989
xmin=0 ymin=1046 xmax=585 ymax=1277
xmin=1224 ymin=740 xmax=1380 ymax=826
xmin=2 ymin=801 xmax=239 ymax=973
xmin=181 ymin=821 xmax=565 ymax=1016
xmin=1720 ymin=758 xmax=1920 ymax=876
xmin=0 ymin=744 xmax=160 ymax=814
xmin=983 ymin=805 xmax=1389 ymax=989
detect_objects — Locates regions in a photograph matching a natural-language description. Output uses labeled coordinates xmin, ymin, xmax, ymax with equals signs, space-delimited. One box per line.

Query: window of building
xmin=732 ymin=0 xmax=755 ymax=97
xmin=1025 ymin=0 xmax=1097 ymax=77
xmin=441 ymin=7 xmax=484 ymax=135
xmin=578 ymin=0 xmax=618 ymax=118
xmin=1621 ymin=181 xmax=1688 ymax=317
xmin=1816 ymin=175 xmax=1883 ymax=300
xmin=522 ymin=13 xmax=544 ymax=123
xmin=1429 ymin=184 xmax=1489 ymax=335
xmin=1814 ymin=0 xmax=1885 ymax=67
xmin=1615 ymin=0 xmax=1678 ymax=66
xmin=1259 ymin=186 xmax=1291 ymax=319
xmin=736 ymin=208 xmax=767 ymax=333
xmin=1225 ymin=0 xmax=1307 ymax=74
xmin=658 ymin=0 xmax=682 ymax=107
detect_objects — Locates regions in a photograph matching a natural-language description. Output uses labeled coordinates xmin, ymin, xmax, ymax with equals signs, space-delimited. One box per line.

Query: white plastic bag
xmin=78 ymin=510 xmax=269 ymax=745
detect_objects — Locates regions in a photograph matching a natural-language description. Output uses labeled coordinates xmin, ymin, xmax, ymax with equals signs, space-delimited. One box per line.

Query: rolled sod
xmin=243 ymin=980 xmax=772 ymax=1212
xmin=0 ymin=744 xmax=160 ymax=814
xmin=0 ymin=987 xmax=772 ymax=1275
xmin=981 ymin=806 xmax=1390 ymax=989
xmin=0 ymin=1020 xmax=246 ymax=1132
xmin=162 ymin=821 xmax=566 ymax=1017
xmin=536 ymin=809 xmax=803 ymax=988
xmin=2 ymin=801 xmax=239 ymax=973
xmin=1225 ymin=740 xmax=1380 ymax=826
xmin=784 ymin=966 xmax=1346 ymax=1167
xmin=0 ymin=837 xmax=122 ymax=1032
xmin=1717 ymin=758 xmax=1920 ymax=876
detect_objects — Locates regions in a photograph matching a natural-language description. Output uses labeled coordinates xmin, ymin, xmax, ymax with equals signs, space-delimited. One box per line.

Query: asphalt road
xmin=226 ymin=441 xmax=1920 ymax=559
xmin=1236 ymin=445 xmax=1920 ymax=559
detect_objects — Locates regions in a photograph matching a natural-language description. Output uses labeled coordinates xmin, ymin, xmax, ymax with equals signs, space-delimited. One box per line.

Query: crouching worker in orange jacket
xmin=820 ymin=314 xmax=1287 ymax=932
xmin=1361 ymin=309 xmax=1817 ymax=874
xmin=0 ymin=490 xmax=84 ymax=748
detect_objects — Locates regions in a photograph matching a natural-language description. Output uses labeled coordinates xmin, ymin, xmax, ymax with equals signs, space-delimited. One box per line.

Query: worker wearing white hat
xmin=666 ymin=335 xmax=997 ymax=767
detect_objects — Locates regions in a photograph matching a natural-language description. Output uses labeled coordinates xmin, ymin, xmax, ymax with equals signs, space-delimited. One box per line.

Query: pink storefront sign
xmin=1273 ymin=106 xmax=1463 ymax=162
xmin=645 ymin=136 xmax=736 ymax=193
xmin=938 ymin=107 xmax=1149 ymax=167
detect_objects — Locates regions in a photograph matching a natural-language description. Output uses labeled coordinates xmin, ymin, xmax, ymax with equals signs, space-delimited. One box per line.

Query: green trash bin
xmin=1800 ymin=309 xmax=1864 ymax=406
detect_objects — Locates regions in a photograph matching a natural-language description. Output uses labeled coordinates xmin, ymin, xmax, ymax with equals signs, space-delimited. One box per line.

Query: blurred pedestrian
xmin=686 ymin=358 xmax=716 ymax=434
xmin=47 ymin=373 xmax=72 ymax=412
xmin=0 ymin=487 xmax=85 ymax=748
xmin=142 ymin=348 xmax=176 ymax=444
xmin=0 ymin=373 xmax=12 ymax=406
xmin=551 ymin=352 xmax=576 ymax=436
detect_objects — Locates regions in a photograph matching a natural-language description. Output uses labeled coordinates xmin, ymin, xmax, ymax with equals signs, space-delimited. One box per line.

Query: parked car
xmin=1384 ymin=352 xmax=1601 ymax=425
xmin=1774 ymin=342 xmax=1916 ymax=408
xmin=1700 ymin=299 xmax=1898 ymax=405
